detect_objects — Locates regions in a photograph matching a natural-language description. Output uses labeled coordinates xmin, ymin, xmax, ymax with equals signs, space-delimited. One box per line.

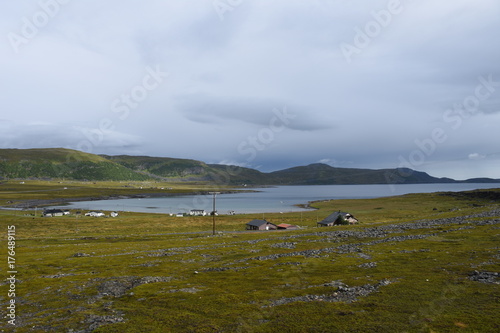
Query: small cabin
xmin=43 ymin=209 xmax=64 ymax=217
xmin=317 ymin=212 xmax=358 ymax=227
xmin=246 ymin=219 xmax=278 ymax=231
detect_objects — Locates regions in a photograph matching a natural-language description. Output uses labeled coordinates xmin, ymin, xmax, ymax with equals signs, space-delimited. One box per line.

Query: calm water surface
xmin=52 ymin=183 xmax=500 ymax=214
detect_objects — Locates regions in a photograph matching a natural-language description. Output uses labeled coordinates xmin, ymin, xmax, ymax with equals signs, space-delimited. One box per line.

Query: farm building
xmin=43 ymin=209 xmax=65 ymax=217
xmin=317 ymin=211 xmax=358 ymax=227
xmin=85 ymin=211 xmax=105 ymax=217
xmin=277 ymin=223 xmax=299 ymax=230
xmin=190 ymin=209 xmax=207 ymax=216
xmin=246 ymin=219 xmax=278 ymax=231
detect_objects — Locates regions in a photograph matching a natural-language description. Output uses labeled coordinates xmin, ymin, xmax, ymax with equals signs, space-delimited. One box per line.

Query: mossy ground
xmin=0 ymin=184 xmax=499 ymax=332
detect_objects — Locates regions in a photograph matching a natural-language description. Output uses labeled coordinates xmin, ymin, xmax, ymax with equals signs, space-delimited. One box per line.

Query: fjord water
xmin=54 ymin=183 xmax=500 ymax=214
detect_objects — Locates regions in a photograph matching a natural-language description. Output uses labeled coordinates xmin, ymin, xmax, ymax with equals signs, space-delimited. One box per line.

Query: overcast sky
xmin=1 ymin=0 xmax=499 ymax=179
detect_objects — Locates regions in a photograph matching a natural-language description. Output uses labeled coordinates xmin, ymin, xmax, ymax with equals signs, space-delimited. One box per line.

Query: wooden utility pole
xmin=209 ymin=192 xmax=220 ymax=235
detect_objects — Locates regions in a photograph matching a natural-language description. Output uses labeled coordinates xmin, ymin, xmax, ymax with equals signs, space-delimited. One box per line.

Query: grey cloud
xmin=1 ymin=1 xmax=500 ymax=179
xmin=176 ymin=94 xmax=334 ymax=132
xmin=0 ymin=123 xmax=144 ymax=155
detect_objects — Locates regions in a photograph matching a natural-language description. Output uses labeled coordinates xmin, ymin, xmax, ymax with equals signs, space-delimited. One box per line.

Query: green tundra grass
xmin=0 ymin=183 xmax=499 ymax=332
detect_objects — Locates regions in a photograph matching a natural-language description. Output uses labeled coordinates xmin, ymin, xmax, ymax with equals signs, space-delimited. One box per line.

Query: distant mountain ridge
xmin=0 ymin=148 xmax=499 ymax=185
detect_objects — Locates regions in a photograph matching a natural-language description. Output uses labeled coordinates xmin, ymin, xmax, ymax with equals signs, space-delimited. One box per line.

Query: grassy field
xmin=0 ymin=183 xmax=499 ymax=332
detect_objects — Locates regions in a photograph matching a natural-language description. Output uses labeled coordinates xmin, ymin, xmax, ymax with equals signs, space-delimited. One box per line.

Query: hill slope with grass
xmin=102 ymin=154 xmax=270 ymax=184
xmin=1 ymin=148 xmax=499 ymax=184
xmin=267 ymin=163 xmax=458 ymax=185
xmin=0 ymin=148 xmax=150 ymax=181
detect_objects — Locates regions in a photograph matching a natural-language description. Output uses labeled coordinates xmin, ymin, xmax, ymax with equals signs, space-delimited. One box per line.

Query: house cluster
xmin=187 ymin=209 xmax=235 ymax=217
xmin=42 ymin=209 xmax=118 ymax=218
xmin=245 ymin=211 xmax=358 ymax=231
xmin=173 ymin=210 xmax=212 ymax=217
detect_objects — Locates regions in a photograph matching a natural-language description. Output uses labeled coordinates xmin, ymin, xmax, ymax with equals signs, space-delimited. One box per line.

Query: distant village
xmin=41 ymin=208 xmax=359 ymax=230
xmin=42 ymin=209 xmax=119 ymax=218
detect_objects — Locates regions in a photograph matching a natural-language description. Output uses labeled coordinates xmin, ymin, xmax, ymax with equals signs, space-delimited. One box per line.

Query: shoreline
xmin=1 ymin=189 xmax=252 ymax=210
xmin=3 ymin=185 xmax=499 ymax=214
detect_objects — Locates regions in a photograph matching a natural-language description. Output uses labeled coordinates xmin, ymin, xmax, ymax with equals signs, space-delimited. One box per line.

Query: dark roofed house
xmin=43 ymin=209 xmax=64 ymax=217
xmin=246 ymin=219 xmax=278 ymax=231
xmin=317 ymin=211 xmax=358 ymax=227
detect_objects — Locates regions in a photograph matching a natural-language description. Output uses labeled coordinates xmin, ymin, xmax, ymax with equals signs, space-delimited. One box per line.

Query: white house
xmin=43 ymin=209 xmax=64 ymax=217
xmin=190 ymin=209 xmax=207 ymax=216
xmin=85 ymin=211 xmax=105 ymax=217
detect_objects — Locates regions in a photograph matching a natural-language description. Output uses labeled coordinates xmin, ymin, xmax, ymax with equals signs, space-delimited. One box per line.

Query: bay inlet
xmin=49 ymin=183 xmax=500 ymax=215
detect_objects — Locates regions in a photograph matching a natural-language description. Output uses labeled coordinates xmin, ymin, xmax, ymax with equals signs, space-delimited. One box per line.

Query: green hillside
xmin=207 ymin=164 xmax=268 ymax=184
xmin=0 ymin=148 xmax=150 ymax=181
xmin=102 ymin=154 xmax=211 ymax=180
xmin=102 ymin=155 xmax=268 ymax=184
xmin=1 ymin=148 xmax=498 ymax=184
xmin=268 ymin=163 xmax=456 ymax=185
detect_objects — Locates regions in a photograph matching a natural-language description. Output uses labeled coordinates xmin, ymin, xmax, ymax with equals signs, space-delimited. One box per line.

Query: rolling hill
xmin=0 ymin=148 xmax=149 ymax=181
xmin=267 ymin=163 xmax=456 ymax=185
xmin=1 ymin=148 xmax=499 ymax=185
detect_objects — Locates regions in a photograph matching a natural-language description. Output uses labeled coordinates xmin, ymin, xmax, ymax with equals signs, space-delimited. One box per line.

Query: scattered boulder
xmin=468 ymin=271 xmax=499 ymax=284
xmin=169 ymin=287 xmax=201 ymax=294
xmin=358 ymin=262 xmax=377 ymax=269
xmin=96 ymin=276 xmax=173 ymax=298
xmin=42 ymin=273 xmax=76 ymax=279
xmin=85 ymin=314 xmax=125 ymax=332
xmin=271 ymin=242 xmax=297 ymax=249
xmin=266 ymin=279 xmax=394 ymax=307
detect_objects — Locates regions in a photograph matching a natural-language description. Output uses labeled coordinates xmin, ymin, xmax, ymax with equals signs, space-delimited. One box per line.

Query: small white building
xmin=189 ymin=209 xmax=207 ymax=216
xmin=85 ymin=211 xmax=105 ymax=217
xmin=43 ymin=209 xmax=64 ymax=217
